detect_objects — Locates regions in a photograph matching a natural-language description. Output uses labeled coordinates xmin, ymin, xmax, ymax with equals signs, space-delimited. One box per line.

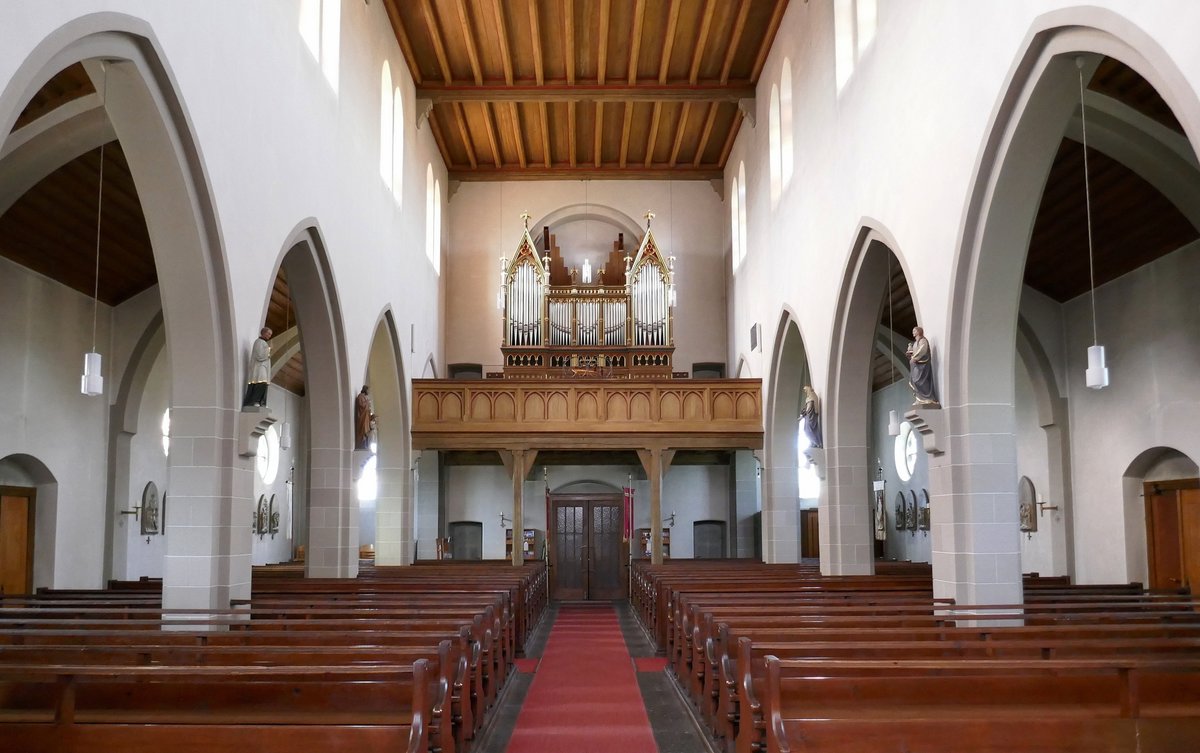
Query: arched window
xmin=161 ymin=409 xmax=171 ymax=457
xmin=426 ymin=165 xmax=440 ymax=273
xmin=797 ymin=423 xmax=821 ymax=499
xmin=769 ymin=84 xmax=781 ymax=206
xmin=392 ymin=87 xmax=404 ymax=205
xmin=738 ymin=161 xmax=748 ymax=264
xmin=781 ymin=60 xmax=794 ymax=190
xmin=380 ymin=63 xmax=393 ymax=189
xmin=433 ymin=178 xmax=442 ymax=275
xmin=730 ymin=176 xmax=741 ymax=271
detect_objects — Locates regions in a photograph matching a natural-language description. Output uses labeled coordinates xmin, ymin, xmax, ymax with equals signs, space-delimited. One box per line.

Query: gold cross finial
xmin=521 ymin=211 xmax=531 ymax=229
xmin=644 ymin=210 xmax=655 ymax=229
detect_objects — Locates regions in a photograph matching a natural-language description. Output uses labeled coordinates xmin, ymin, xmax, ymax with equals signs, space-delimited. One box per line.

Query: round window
xmin=256 ymin=425 xmax=280 ymax=485
xmin=894 ymin=420 xmax=918 ymax=482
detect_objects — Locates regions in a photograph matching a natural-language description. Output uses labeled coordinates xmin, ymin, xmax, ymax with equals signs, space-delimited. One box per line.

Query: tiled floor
xmin=471 ymin=601 xmax=715 ymax=753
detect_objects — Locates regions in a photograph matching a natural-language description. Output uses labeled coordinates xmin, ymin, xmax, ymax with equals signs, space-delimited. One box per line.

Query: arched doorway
xmin=0 ymin=454 xmax=58 ymax=593
xmin=362 ymin=310 xmax=412 ymax=565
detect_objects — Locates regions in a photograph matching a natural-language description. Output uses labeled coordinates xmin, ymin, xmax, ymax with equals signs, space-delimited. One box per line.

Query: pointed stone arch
xmin=268 ymin=220 xmax=354 ymax=578
xmin=363 ymin=308 xmax=413 ymax=565
xmin=946 ymin=7 xmax=1200 ymax=601
xmin=0 ymin=16 xmax=238 ymax=609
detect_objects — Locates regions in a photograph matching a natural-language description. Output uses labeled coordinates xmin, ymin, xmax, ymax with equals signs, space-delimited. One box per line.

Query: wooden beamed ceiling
xmin=384 ymin=0 xmax=789 ymax=180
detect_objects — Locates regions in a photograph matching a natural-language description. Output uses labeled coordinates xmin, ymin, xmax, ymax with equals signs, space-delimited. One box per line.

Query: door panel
xmin=588 ymin=504 xmax=622 ymax=600
xmin=1147 ymin=490 xmax=1184 ymax=590
xmin=801 ymin=508 xmax=819 ymax=559
xmin=1181 ymin=489 xmax=1200 ymax=594
xmin=0 ymin=493 xmax=33 ymax=596
xmin=553 ymin=504 xmax=585 ymax=600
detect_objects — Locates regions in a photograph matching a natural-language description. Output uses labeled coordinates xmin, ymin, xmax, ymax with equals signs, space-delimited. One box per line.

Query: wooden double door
xmin=1145 ymin=479 xmax=1200 ymax=592
xmin=549 ymin=494 xmax=625 ymax=601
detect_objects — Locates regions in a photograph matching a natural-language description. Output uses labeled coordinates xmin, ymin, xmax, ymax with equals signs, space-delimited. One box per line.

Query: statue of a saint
xmin=800 ymin=386 xmax=823 ymax=448
xmin=141 ymin=482 xmax=159 ymax=535
xmin=1019 ymin=498 xmax=1036 ymax=532
xmin=355 ymin=385 xmax=376 ymax=450
xmin=242 ymin=327 xmax=272 ymax=408
xmin=874 ymin=497 xmax=887 ymax=541
xmin=905 ymin=326 xmax=940 ymax=407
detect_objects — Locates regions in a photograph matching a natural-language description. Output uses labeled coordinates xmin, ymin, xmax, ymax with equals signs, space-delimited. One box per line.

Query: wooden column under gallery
xmin=637 ymin=448 xmax=676 ymax=565
xmin=500 ymin=449 xmax=539 ymax=566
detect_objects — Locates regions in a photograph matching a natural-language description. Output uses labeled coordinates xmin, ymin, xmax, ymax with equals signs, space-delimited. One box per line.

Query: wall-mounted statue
xmin=906 ymin=326 xmax=940 ymax=407
xmin=800 ymin=385 xmax=823 ymax=448
xmin=141 ymin=481 xmax=159 ymax=536
xmin=355 ymin=385 xmax=377 ymax=450
xmin=242 ymin=326 xmax=272 ymax=408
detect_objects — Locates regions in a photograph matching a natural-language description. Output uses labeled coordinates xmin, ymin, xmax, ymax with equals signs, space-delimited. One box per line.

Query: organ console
xmin=499 ymin=211 xmax=677 ymax=378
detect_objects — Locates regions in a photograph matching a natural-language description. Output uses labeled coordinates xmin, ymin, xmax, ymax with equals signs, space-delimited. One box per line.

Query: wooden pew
xmin=0 ymin=661 xmax=435 ymax=753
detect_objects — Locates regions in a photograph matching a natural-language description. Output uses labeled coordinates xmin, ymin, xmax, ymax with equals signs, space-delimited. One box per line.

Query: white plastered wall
xmin=0 ymin=1 xmax=445 ymax=594
xmin=729 ymin=1 xmax=1200 ymax=586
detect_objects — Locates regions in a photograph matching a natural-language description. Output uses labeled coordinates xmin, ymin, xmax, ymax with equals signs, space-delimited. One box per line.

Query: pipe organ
xmin=499 ymin=213 xmax=677 ymax=378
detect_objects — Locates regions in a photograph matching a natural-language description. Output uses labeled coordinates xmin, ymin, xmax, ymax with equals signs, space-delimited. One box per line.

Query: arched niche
xmin=1122 ymin=447 xmax=1200 ymax=587
xmin=0 ymin=453 xmax=58 ymax=591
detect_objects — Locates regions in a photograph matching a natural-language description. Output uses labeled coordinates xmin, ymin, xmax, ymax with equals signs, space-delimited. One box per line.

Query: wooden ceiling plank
xmin=658 ymin=0 xmax=682 ymax=84
xmin=569 ymin=100 xmax=578 ymax=167
xmin=454 ymin=0 xmax=484 ymax=86
xmin=692 ymin=102 xmax=718 ymax=166
xmin=668 ymin=102 xmax=690 ymax=166
xmin=565 ymin=0 xmax=575 ymax=85
xmin=540 ymin=101 xmax=552 ymax=168
xmin=628 ymin=0 xmax=647 ymax=85
xmin=481 ymin=101 xmax=503 ymax=167
xmin=720 ymin=0 xmax=753 ymax=85
xmin=511 ymin=102 xmax=528 ymax=168
xmin=597 ymin=0 xmax=611 ymax=85
xmin=644 ymin=102 xmax=663 ymax=167
xmin=594 ymin=101 xmax=604 ymax=167
xmin=384 ymin=1 xmax=423 ymax=85
xmin=689 ymin=0 xmax=717 ymax=85
xmin=415 ymin=82 xmax=755 ymax=103
xmin=492 ymin=0 xmax=515 ymax=85
xmin=619 ymin=102 xmax=633 ymax=167
xmin=750 ymin=0 xmax=790 ymax=82
xmin=418 ymin=0 xmax=454 ymax=83
xmin=528 ymin=0 xmax=545 ymax=86
xmin=453 ymin=101 xmax=478 ymax=168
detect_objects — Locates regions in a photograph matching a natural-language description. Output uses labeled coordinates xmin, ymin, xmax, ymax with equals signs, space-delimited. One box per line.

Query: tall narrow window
xmin=380 ymin=63 xmax=393 ymax=190
xmin=835 ymin=0 xmax=877 ymax=91
xmin=738 ymin=161 xmax=748 ymax=264
xmin=769 ymin=84 xmax=781 ymax=206
xmin=433 ymin=178 xmax=442 ymax=275
xmin=426 ymin=165 xmax=440 ymax=273
xmin=731 ymin=176 xmax=741 ymax=271
xmin=780 ymin=61 xmax=794 ymax=190
xmin=392 ymin=87 xmax=404 ymax=205
xmin=299 ymin=0 xmax=341 ymax=92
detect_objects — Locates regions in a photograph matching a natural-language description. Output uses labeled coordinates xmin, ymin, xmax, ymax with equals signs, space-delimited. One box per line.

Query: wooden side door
xmin=801 ymin=508 xmax=819 ymax=559
xmin=549 ymin=494 xmax=625 ymax=601
xmin=0 ymin=487 xmax=36 ymax=596
xmin=1145 ymin=479 xmax=1200 ymax=591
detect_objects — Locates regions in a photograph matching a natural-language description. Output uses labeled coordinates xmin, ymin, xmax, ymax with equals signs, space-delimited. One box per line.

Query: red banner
xmin=622 ymin=487 xmax=634 ymax=542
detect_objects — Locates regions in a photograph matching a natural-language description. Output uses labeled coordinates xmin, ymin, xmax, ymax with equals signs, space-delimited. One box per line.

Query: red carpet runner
xmin=505 ymin=604 xmax=658 ymax=753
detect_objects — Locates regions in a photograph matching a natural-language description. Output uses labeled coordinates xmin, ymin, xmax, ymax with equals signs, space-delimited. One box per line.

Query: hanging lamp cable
xmin=90 ymin=62 xmax=108 ymax=352
xmin=1078 ymin=60 xmax=1099 ymax=347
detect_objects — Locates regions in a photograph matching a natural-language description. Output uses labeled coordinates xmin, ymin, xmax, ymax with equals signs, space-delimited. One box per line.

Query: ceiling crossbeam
xmin=415 ymin=83 xmax=755 ymax=104
xmin=418 ymin=0 xmax=453 ymax=83
xmin=720 ymin=0 xmax=753 ymax=84
xmin=454 ymin=0 xmax=483 ymax=85
xmin=492 ymin=0 xmax=514 ymax=85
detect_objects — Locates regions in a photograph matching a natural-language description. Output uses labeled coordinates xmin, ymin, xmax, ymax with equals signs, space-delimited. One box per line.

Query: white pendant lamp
xmin=1077 ymin=57 xmax=1109 ymax=390
xmin=81 ymin=62 xmax=109 ymax=398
